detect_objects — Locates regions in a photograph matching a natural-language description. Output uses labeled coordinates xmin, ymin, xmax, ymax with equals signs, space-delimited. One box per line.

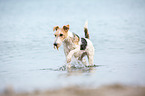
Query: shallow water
xmin=0 ymin=0 xmax=145 ymax=92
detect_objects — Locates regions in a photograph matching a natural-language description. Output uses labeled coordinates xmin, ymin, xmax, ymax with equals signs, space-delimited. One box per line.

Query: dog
xmin=53 ymin=21 xmax=94 ymax=68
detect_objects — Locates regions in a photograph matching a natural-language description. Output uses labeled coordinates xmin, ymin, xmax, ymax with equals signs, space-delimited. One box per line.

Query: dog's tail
xmin=84 ymin=21 xmax=89 ymax=39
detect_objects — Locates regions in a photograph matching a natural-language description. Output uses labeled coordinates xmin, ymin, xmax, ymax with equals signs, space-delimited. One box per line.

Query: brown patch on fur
xmin=54 ymin=25 xmax=69 ymax=38
xmin=54 ymin=29 xmax=67 ymax=41
xmin=84 ymin=28 xmax=89 ymax=39
xmin=73 ymin=34 xmax=80 ymax=45
xmin=53 ymin=26 xmax=59 ymax=31
xmin=63 ymin=25 xmax=69 ymax=32
xmin=53 ymin=25 xmax=70 ymax=49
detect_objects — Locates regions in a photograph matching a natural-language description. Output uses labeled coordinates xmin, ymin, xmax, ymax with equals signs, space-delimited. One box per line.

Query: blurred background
xmin=0 ymin=0 xmax=145 ymax=92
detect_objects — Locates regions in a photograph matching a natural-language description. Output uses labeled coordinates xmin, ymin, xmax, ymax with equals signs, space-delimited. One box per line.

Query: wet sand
xmin=1 ymin=84 xmax=145 ymax=96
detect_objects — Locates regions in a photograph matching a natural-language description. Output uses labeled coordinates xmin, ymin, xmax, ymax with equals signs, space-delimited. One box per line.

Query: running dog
xmin=53 ymin=21 xmax=94 ymax=67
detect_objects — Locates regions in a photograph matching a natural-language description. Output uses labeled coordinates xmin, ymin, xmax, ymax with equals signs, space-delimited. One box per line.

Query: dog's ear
xmin=53 ymin=26 xmax=59 ymax=31
xmin=63 ymin=25 xmax=69 ymax=32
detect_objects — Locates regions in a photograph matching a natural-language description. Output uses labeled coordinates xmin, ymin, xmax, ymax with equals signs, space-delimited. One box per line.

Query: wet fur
xmin=53 ymin=22 xmax=94 ymax=67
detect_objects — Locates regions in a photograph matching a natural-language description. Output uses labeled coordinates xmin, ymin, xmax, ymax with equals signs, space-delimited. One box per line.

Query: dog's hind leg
xmin=87 ymin=53 xmax=94 ymax=66
xmin=78 ymin=52 xmax=88 ymax=66
xmin=87 ymin=47 xmax=94 ymax=66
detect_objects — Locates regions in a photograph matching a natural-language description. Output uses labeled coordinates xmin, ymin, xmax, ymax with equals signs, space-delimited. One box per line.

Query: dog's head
xmin=53 ymin=25 xmax=69 ymax=50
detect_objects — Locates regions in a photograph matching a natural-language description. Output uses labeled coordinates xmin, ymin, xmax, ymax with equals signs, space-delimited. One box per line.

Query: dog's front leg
xmin=67 ymin=48 xmax=80 ymax=63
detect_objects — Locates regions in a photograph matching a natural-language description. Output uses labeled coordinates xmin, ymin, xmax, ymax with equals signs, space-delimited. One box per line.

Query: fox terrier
xmin=53 ymin=21 xmax=94 ymax=68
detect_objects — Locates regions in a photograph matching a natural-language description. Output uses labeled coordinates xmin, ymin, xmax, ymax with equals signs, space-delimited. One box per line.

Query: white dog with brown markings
xmin=53 ymin=21 xmax=94 ymax=68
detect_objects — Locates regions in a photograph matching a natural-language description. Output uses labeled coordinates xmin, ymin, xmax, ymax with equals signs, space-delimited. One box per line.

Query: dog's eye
xmin=60 ymin=34 xmax=63 ymax=36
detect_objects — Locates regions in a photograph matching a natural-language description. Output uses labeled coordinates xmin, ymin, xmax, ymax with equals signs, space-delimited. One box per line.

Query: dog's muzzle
xmin=53 ymin=43 xmax=59 ymax=50
xmin=54 ymin=43 xmax=57 ymax=46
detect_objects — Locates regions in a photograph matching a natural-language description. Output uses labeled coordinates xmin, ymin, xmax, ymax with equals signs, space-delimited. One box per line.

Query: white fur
xmin=54 ymin=22 xmax=94 ymax=68
xmin=63 ymin=31 xmax=94 ymax=67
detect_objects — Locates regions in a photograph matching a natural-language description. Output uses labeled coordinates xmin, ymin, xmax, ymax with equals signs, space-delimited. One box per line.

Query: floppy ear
xmin=53 ymin=26 xmax=59 ymax=31
xmin=63 ymin=25 xmax=69 ymax=32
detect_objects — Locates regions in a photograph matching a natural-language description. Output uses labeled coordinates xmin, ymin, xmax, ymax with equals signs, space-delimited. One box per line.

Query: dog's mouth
xmin=53 ymin=45 xmax=59 ymax=50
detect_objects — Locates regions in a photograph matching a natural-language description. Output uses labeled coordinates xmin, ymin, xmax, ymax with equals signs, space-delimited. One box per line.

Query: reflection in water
xmin=40 ymin=63 xmax=101 ymax=76
xmin=66 ymin=67 xmax=96 ymax=76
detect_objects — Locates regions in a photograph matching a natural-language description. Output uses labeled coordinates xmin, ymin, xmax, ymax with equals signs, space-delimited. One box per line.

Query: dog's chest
xmin=63 ymin=38 xmax=77 ymax=55
xmin=63 ymin=40 xmax=75 ymax=50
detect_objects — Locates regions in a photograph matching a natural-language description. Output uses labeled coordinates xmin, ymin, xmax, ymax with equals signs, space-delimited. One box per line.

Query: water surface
xmin=0 ymin=0 xmax=145 ymax=92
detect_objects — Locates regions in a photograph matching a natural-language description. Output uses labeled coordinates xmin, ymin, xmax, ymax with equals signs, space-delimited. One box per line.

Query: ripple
xmin=40 ymin=64 xmax=102 ymax=73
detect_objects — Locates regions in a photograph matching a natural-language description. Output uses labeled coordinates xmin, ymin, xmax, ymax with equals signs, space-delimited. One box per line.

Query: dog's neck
xmin=63 ymin=31 xmax=76 ymax=49
xmin=63 ymin=31 xmax=77 ymax=55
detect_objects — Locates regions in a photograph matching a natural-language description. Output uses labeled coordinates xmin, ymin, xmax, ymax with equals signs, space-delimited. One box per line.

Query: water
xmin=0 ymin=0 xmax=145 ymax=92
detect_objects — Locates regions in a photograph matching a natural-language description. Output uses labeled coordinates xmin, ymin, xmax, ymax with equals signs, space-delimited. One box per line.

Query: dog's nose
xmin=53 ymin=43 xmax=57 ymax=46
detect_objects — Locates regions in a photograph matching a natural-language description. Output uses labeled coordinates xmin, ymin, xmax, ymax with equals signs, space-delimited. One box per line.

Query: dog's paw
xmin=66 ymin=63 xmax=71 ymax=69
